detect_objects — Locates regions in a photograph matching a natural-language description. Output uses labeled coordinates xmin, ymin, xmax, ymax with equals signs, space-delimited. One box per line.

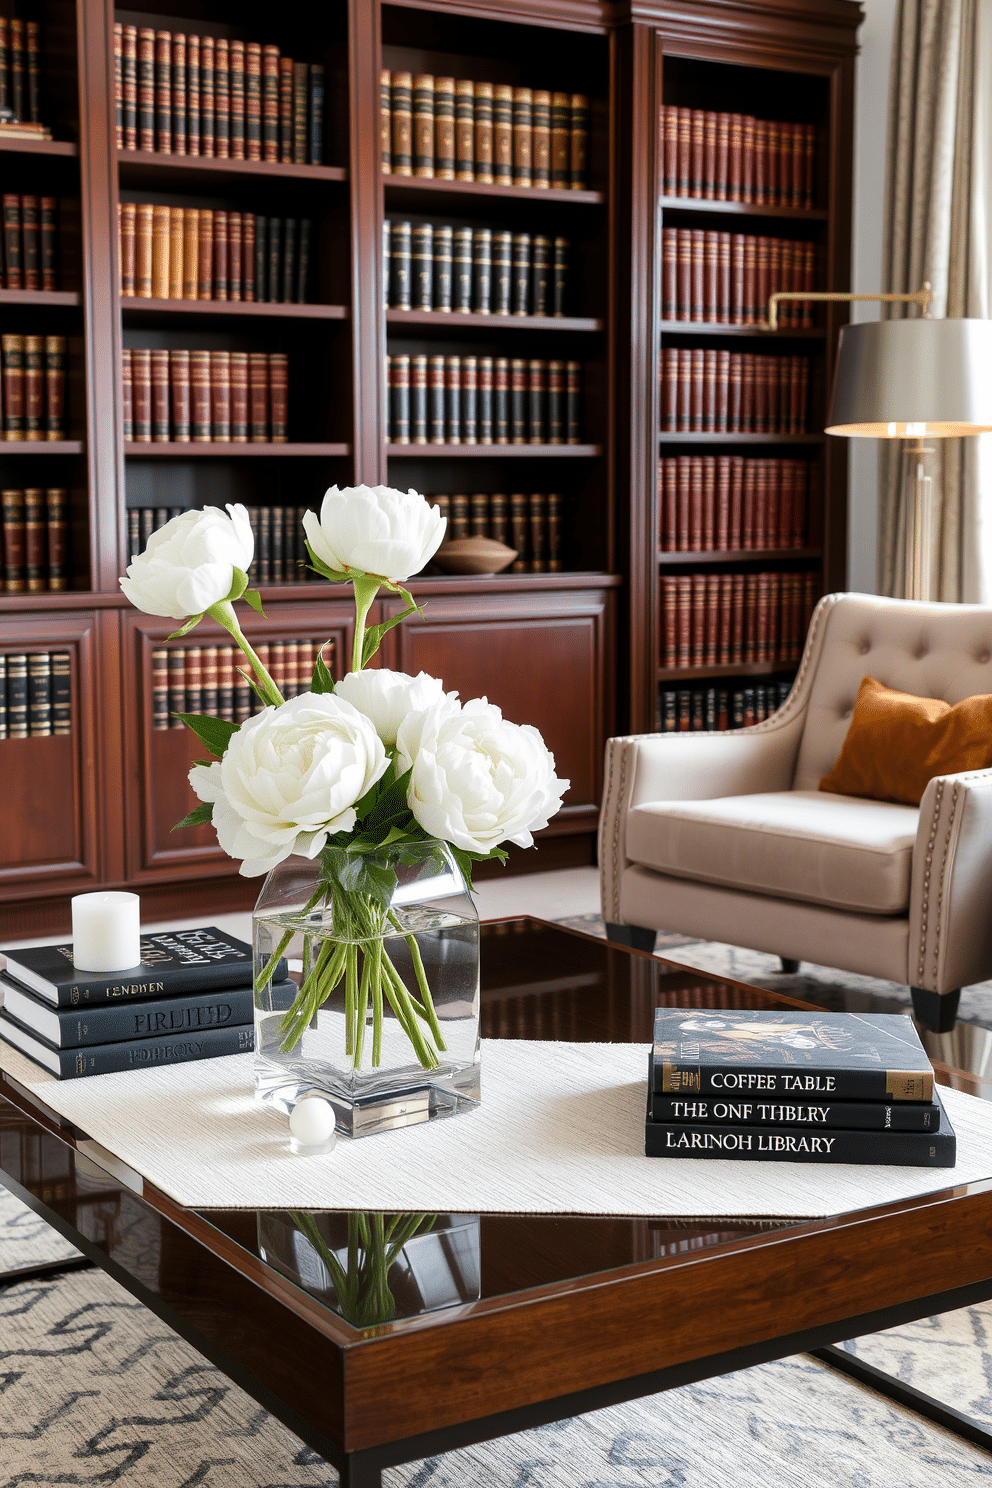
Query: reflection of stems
xmin=290 ymin=1210 xmax=435 ymax=1328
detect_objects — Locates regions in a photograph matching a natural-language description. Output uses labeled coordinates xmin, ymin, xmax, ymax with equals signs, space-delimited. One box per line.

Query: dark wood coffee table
xmin=3 ymin=918 xmax=992 ymax=1485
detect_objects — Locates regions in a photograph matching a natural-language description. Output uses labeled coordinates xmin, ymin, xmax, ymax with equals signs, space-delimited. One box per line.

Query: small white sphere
xmin=289 ymin=1097 xmax=337 ymax=1149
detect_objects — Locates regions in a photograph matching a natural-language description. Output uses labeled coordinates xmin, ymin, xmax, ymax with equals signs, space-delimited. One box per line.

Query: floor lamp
xmin=768 ymin=286 xmax=992 ymax=600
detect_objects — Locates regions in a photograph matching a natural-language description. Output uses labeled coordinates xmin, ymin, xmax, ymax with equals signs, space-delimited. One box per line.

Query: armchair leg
xmin=779 ymin=958 xmax=800 ymax=974
xmin=911 ymin=986 xmax=961 ymax=1034
xmin=605 ymin=922 xmax=657 ymax=954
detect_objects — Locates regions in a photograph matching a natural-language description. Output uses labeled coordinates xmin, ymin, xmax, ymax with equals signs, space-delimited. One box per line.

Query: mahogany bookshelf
xmin=657 ymin=661 xmax=796 ymax=682
xmin=0 ymin=0 xmax=860 ymax=937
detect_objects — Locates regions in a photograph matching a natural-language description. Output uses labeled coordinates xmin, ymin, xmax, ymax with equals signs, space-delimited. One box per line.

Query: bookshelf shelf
xmin=117 ymin=151 xmax=347 ymax=187
xmin=658 ymin=321 xmax=825 ymax=340
xmin=0 ymin=138 xmax=77 ymax=158
xmin=382 ymin=175 xmax=604 ymax=208
xmin=386 ymin=443 xmax=602 ymax=458
xmin=123 ymin=443 xmax=351 ymax=458
xmin=120 ymin=300 xmax=349 ymax=322
xmin=657 ymin=661 xmax=797 ymax=682
xmin=0 ymin=441 xmax=83 ymax=455
xmin=658 ymin=433 xmax=825 ymax=446
xmin=386 ymin=310 xmax=603 ymax=334
xmin=658 ymin=548 xmax=823 ymax=567
xmin=0 ymin=290 xmax=81 ymax=308
xmin=658 ymin=197 xmax=828 ymax=222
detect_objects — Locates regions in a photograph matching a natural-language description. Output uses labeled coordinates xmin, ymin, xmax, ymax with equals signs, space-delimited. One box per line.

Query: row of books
xmin=646 ymin=1009 xmax=954 ymax=1167
xmin=385 ymin=221 xmax=570 ymax=319
xmin=119 ymin=206 xmax=311 ymax=304
xmin=2 ymin=195 xmax=59 ymax=292
xmin=0 ymin=18 xmax=43 ymax=129
xmin=658 ymin=680 xmax=793 ymax=733
xmin=660 ymin=349 xmax=809 ymax=435
xmin=661 ymin=230 xmax=816 ymax=328
xmin=0 ymin=927 xmax=264 ymax=1080
xmin=1 ymin=488 xmax=68 ymax=592
xmin=382 ymin=71 xmax=589 ymax=191
xmin=659 ymin=108 xmax=815 ymax=208
xmin=387 ymin=354 xmax=583 ymax=446
xmin=427 ymin=491 xmax=562 ymax=572
xmin=659 ymin=457 xmax=814 ymax=552
xmin=152 ymin=639 xmax=333 ymax=729
xmin=113 ymin=26 xmax=325 ymax=164
xmin=129 ymin=506 xmax=319 ymax=586
xmin=0 ymin=335 xmax=67 ymax=440
xmin=659 ymin=570 xmax=819 ymax=668
xmin=122 ymin=348 xmax=288 ymax=444
xmin=0 ymin=651 xmax=71 ymax=738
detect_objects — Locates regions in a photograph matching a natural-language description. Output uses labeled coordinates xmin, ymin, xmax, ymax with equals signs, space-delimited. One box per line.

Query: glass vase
xmin=252 ymin=841 xmax=480 ymax=1138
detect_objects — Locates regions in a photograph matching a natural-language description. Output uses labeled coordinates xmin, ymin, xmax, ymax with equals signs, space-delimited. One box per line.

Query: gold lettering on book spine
xmin=661 ymin=1061 xmax=701 ymax=1094
xmin=886 ymin=1070 xmax=933 ymax=1102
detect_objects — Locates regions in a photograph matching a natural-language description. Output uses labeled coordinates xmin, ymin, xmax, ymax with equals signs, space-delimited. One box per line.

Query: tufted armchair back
xmin=792 ymin=593 xmax=992 ymax=792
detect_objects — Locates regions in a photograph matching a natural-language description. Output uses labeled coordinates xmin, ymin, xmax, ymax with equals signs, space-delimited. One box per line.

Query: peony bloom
xmin=189 ymin=692 xmax=389 ymax=877
xmin=395 ymin=697 xmax=568 ymax=854
xmin=120 ymin=503 xmax=254 ymax=619
xmin=335 ymin=668 xmax=454 ymax=748
xmin=302 ymin=483 xmax=445 ymax=583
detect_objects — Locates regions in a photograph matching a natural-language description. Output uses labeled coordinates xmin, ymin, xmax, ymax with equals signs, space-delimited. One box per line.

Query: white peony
xmin=395 ymin=697 xmax=568 ymax=854
xmin=335 ymin=668 xmax=453 ymax=747
xmin=189 ymin=692 xmax=388 ymax=877
xmin=303 ymin=483 xmax=445 ymax=583
xmin=120 ymin=503 xmax=254 ymax=619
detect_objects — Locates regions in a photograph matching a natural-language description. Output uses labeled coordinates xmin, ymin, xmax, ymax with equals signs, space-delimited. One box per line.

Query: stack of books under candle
xmin=646 ymin=1008 xmax=955 ymax=1166
xmin=0 ymin=926 xmax=287 ymax=1079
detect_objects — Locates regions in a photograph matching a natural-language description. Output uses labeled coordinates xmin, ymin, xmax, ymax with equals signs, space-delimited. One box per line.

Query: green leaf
xmin=305 ymin=543 xmax=354 ymax=585
xmin=227 ymin=567 xmax=249 ymax=602
xmin=175 ymin=712 xmax=239 ymax=759
xmin=166 ymin=611 xmax=204 ymax=641
xmin=242 ymin=586 xmax=266 ymax=616
xmin=171 ymin=802 xmax=213 ymax=832
xmin=361 ymin=766 xmax=414 ymax=834
xmin=310 ymin=646 xmax=336 ymax=694
xmin=237 ymin=665 xmax=269 ymax=706
xmin=360 ymin=591 xmax=424 ymax=668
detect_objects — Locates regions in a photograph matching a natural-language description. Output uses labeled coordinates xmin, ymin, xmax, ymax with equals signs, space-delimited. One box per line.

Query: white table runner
xmin=2 ymin=1037 xmax=991 ymax=1217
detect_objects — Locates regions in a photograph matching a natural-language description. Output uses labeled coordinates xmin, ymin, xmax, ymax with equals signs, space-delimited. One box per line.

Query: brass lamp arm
xmin=766 ymin=282 xmax=932 ymax=332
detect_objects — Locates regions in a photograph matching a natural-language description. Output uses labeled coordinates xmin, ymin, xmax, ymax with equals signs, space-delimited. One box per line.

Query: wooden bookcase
xmin=0 ymin=0 xmax=860 ymax=937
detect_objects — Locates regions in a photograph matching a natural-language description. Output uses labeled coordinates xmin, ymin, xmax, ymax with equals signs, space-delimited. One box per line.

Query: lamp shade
xmin=825 ymin=318 xmax=992 ymax=437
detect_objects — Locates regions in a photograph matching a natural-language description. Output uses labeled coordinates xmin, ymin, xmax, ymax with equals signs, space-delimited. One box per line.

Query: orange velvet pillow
xmin=818 ymin=676 xmax=992 ymax=805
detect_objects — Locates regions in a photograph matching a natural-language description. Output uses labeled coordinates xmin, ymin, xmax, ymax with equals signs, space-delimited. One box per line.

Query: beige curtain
xmin=878 ymin=0 xmax=992 ymax=600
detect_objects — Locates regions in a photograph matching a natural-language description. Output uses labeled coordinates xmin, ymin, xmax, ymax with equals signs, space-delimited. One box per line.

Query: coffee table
xmin=3 ymin=917 xmax=992 ymax=1486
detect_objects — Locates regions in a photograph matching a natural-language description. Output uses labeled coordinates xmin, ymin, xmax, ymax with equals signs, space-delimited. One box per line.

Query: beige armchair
xmin=599 ymin=592 xmax=992 ymax=1031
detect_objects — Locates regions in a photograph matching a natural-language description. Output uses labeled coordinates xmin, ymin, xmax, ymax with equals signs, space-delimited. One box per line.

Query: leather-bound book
xmin=1 ymin=492 xmax=24 ymax=591
xmin=454 ymin=226 xmax=472 ymax=311
xmin=715 ymin=112 xmax=730 ymax=200
xmin=509 ymin=492 xmax=528 ymax=570
xmin=569 ymin=94 xmax=589 ymax=188
xmin=410 ymin=354 xmax=427 ymax=442
xmin=171 ymin=34 xmax=186 ymax=154
xmin=229 ymin=351 xmax=248 ymax=441
xmin=509 ymin=357 xmax=526 ymax=444
xmin=131 ymin=347 xmax=151 ymax=441
xmin=512 ymin=86 xmax=533 ymax=187
xmin=796 ymin=355 xmax=809 ymax=434
xmin=186 ymin=33 xmax=200 ymax=155
xmin=138 ymin=28 xmax=155 ymax=151
xmin=122 ymin=25 xmax=138 ymax=149
xmin=382 ymin=218 xmax=391 ymax=306
xmin=168 ymin=206 xmax=183 ymax=298
xmin=702 ymin=456 xmax=716 ymax=550
xmin=473 ymin=489 xmax=492 ymax=539
xmin=489 ymin=490 xmax=508 ymax=544
xmin=190 ymin=350 xmax=211 ymax=441
xmin=775 ymin=355 xmax=788 ymax=432
xmin=229 ymin=212 xmax=242 ymax=301
xmin=428 ymin=355 xmax=445 ymax=443
xmin=661 ymin=228 xmax=677 ymax=321
xmin=727 ymin=352 xmax=742 ymax=432
xmin=727 ymin=113 xmax=743 ymax=201
xmin=659 ymin=458 xmax=676 ymax=550
xmin=164 ymin=648 xmax=185 ymax=725
xmin=41 ymin=351 xmax=64 ymax=444
xmin=23 ymin=488 xmax=44 ymax=590
xmin=2 ymin=193 xmax=20 ymax=288
xmin=268 ymin=352 xmax=288 ymax=442
xmin=793 ymin=460 xmax=809 ymax=547
xmin=715 ymin=348 xmax=730 ymax=432
xmin=390 ymin=218 xmax=411 ymax=309
xmin=753 ymin=353 xmax=768 ymax=434
xmin=493 ymin=84 xmax=513 ymax=185
xmin=703 ymin=111 xmax=717 ymax=199
xmin=775 ymin=238 xmax=790 ymax=328
xmin=197 ymin=207 xmax=213 ymax=299
xmin=434 ymin=224 xmax=452 ymax=310
xmin=741 ymin=114 xmax=755 ymax=202
xmin=715 ymin=457 xmax=731 ymax=550
xmin=659 ymin=578 xmax=676 ymax=667
xmin=755 ymin=571 xmax=771 ymax=660
xmin=277 ymin=53 xmax=293 ymax=164
xmin=390 ymin=71 xmax=412 ymax=175
xmin=241 ymin=213 xmax=255 ymax=301
xmin=801 ymin=241 xmax=816 ymax=327
xmin=546 ymin=359 xmax=564 ymax=444
xmin=308 ymin=64 xmax=324 ymax=164
xmin=728 ymin=456 xmax=744 ymax=548
xmin=676 ymin=110 xmax=692 ymax=195
xmin=766 ymin=119 xmax=779 ymax=205
xmin=804 ymin=123 xmax=815 ymax=208
xmin=215 ymin=37 xmax=231 ymax=159
xmin=754 ymin=458 xmax=769 ymax=548
xmin=413 ymin=73 xmax=434 ymax=177
xmin=689 ymin=228 xmax=704 ymax=322
xmin=114 ymin=22 xmax=123 ymax=142
xmin=39 ymin=197 xmax=57 ymax=291
xmin=217 ymin=647 xmax=234 ymax=721
xmin=461 ymin=355 xmax=478 ymax=444
xmin=741 ymin=458 xmax=756 ymax=548
xmin=566 ymin=359 xmax=582 ymax=443
xmin=262 ymin=45 xmax=280 ymax=161
xmin=2 ymin=333 xmax=24 ymax=438
xmin=268 ymin=512 xmax=284 ymax=584
xmin=434 ymin=76 xmax=455 ymax=178
xmin=473 ymin=227 xmax=492 ymax=314
xmin=150 ymin=348 xmax=170 ymax=441
xmin=674 ymin=229 xmax=690 ymax=321
xmin=756 ymin=235 xmax=770 ymax=327
xmin=511 ymin=232 xmax=530 ymax=315
xmin=690 ymin=109 xmax=705 ymax=199
xmin=27 ymin=651 xmax=51 ymax=736
xmin=688 ymin=457 xmax=703 ymax=551
xmin=184 ymin=645 xmax=202 ymax=714
xmin=528 ymin=492 xmax=548 ymax=570
xmin=121 ymin=347 xmax=133 ymax=439
xmin=151 ymin=203 xmax=169 ymax=298
xmin=200 ymin=644 xmax=219 ymax=714
xmin=248 ymin=353 xmax=269 ymax=442
xmin=455 ymin=79 xmax=474 ymax=181
xmin=677 ymin=576 xmax=693 ymax=667
xmin=412 ymin=222 xmax=433 ymax=309
xmin=705 ymin=573 xmax=720 ymax=663
xmin=445 ymin=354 xmax=461 ymax=443
xmin=730 ymin=234 xmax=744 ymax=325
xmin=181 ymin=207 xmax=198 ymax=299
xmin=487 ymin=229 xmax=508 ymax=315
xmin=281 ymin=218 xmax=296 ymax=304
xmin=154 ymin=31 xmax=171 ymax=153
xmin=551 ymin=92 xmax=571 ymax=188
xmin=766 ymin=460 xmax=782 ymax=547
xmin=768 ymin=573 xmax=782 ymax=661
xmin=676 ymin=346 xmax=692 ymax=432
xmin=209 ymin=350 xmax=230 ymax=441
xmin=740 ymin=353 xmax=756 ymax=431
xmin=753 ymin=117 xmax=768 ymax=206
xmin=8 ymin=19 xmax=22 ymax=120
xmin=493 ymin=357 xmax=510 ymax=443
xmin=230 ymin=41 xmax=246 ymax=160
xmin=689 ymin=347 xmax=704 ymax=433
xmin=743 ymin=235 xmax=757 ymax=324
xmin=552 ymin=236 xmax=569 ymax=317
xmin=21 ymin=195 xmax=38 ymax=290
xmin=473 ymin=81 xmax=494 ymax=183
xmin=267 ymin=217 xmax=280 ymax=302
xmin=119 ymin=201 xmax=136 ymax=295
xmin=744 ymin=573 xmax=759 ymax=662
xmin=244 ymin=42 xmax=261 ymax=160
xmin=527 ymin=359 xmax=546 ymax=444
xmin=530 ymin=234 xmax=550 ymax=316
xmin=535 ymin=89 xmax=550 ymax=186
xmin=716 ymin=575 xmax=733 ymax=664
xmin=703 ymin=231 xmax=718 ymax=322
xmin=702 ymin=348 xmax=716 ymax=434
xmin=169 ymin=348 xmax=190 ymax=441
xmin=477 ymin=356 xmax=493 ymax=444
xmin=674 ymin=455 xmax=690 ymax=550
xmin=151 ymin=647 xmax=170 ymax=729
xmin=784 ymin=123 xmax=799 ymax=209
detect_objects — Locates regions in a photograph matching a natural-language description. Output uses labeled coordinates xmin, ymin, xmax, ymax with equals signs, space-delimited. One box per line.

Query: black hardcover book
xmin=382 ymin=218 xmax=391 ymax=307
xmin=268 ymin=217 xmax=282 ymax=305
xmin=390 ymin=219 xmax=411 ymax=310
xmin=6 ymin=653 xmax=27 ymax=738
xmin=649 ymin=1089 xmax=942 ymax=1131
xmin=493 ymin=356 xmax=510 ymax=443
xmin=547 ymin=359 xmax=565 ymax=444
xmin=473 ymin=227 xmax=492 ymax=313
xmin=566 ymin=360 xmax=582 ymax=443
xmin=412 ymin=222 xmax=433 ymax=310
xmin=254 ymin=215 xmax=268 ymax=303
xmin=0 ymin=1008 xmax=258 ymax=1079
xmin=270 ymin=506 xmax=284 ymax=582
xmin=510 ymin=357 xmax=527 ymax=443
xmin=428 ymin=354 xmax=445 ymax=442
xmin=531 ymin=234 xmax=550 ymax=316
xmin=478 ymin=355 xmax=493 ymax=444
xmin=493 ymin=230 xmax=512 ymax=315
xmin=27 ymin=651 xmax=51 ymax=737
xmin=433 ymin=224 xmax=452 ymax=311
xmin=461 ymin=355 xmax=477 ymax=443
xmin=453 ymin=226 xmax=472 ymax=312
xmin=410 ymin=353 xmax=427 ymax=442
xmin=511 ymin=232 xmax=531 ymax=315
xmin=308 ymin=63 xmax=324 ymax=165
xmin=1 ymin=926 xmax=285 ymax=1009
xmin=651 ymin=1009 xmax=935 ymax=1102
xmin=527 ymin=359 xmax=546 ymax=443
xmin=281 ymin=218 xmax=296 ymax=304
xmin=553 ymin=236 xmax=569 ymax=316
xmin=1 ymin=977 xmax=254 ymax=1049
xmin=297 ymin=218 xmax=311 ymax=303
xmin=445 ymin=354 xmax=461 ymax=442
xmin=390 ymin=353 xmax=410 ymax=442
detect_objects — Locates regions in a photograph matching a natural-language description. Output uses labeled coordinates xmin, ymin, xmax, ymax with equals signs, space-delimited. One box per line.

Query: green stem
xmin=344 ymin=943 xmax=358 ymax=1057
xmin=371 ymin=939 xmax=383 ymax=1065
xmin=350 ymin=574 xmax=381 ymax=673
xmin=354 ymin=941 xmax=372 ymax=1069
xmin=387 ymin=911 xmax=447 ymax=1052
xmin=254 ymin=927 xmax=293 ymax=995
xmin=208 ymin=599 xmax=284 ymax=707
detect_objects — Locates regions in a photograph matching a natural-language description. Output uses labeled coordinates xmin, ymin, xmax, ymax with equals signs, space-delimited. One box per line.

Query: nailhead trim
xmin=607 ymin=744 xmax=629 ymax=923
xmin=917 ymin=779 xmax=943 ymax=982
xmin=932 ymin=781 xmax=960 ymax=986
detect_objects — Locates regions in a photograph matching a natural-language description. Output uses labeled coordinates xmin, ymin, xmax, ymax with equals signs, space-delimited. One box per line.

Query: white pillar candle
xmin=71 ymin=892 xmax=141 ymax=973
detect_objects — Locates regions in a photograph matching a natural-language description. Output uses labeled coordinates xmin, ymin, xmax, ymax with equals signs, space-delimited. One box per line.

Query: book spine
xmin=167 ymin=206 xmax=183 ymax=297
xmin=552 ymin=236 xmax=568 ymax=317
xmin=412 ymin=221 xmax=432 ymax=310
xmin=6 ymin=651 xmax=26 ymax=733
xmin=197 ymin=208 xmax=213 ymax=299
xmin=186 ymin=33 xmax=200 ymax=155
xmin=474 ymin=81 xmax=493 ymax=184
xmin=390 ymin=218 xmax=411 ymax=309
xmin=493 ymin=356 xmax=509 ymax=443
xmin=242 ymin=214 xmax=255 ymax=302
xmin=478 ymin=356 xmax=493 ymax=444
xmin=461 ymin=355 xmax=477 ymax=444
xmin=181 ymin=207 xmax=198 ymax=299
xmin=231 ymin=41 xmax=246 ymax=160
xmin=451 ymin=78 xmax=472 ymax=181
xmin=380 ymin=67 xmax=392 ymax=171
xmin=434 ymin=75 xmax=454 ymax=179
xmin=2 ymin=193 xmax=21 ymax=288
xmin=154 ymin=30 xmax=171 ymax=153
xmin=9 ymin=18 xmax=23 ymax=121
xmin=136 ymin=29 xmax=155 ymax=150
xmin=512 ymin=86 xmax=532 ymax=188
xmin=569 ymin=93 xmax=589 ymax=188
xmin=527 ymin=358 xmax=546 ymax=443
xmin=547 ymin=359 xmax=565 ymax=444
xmin=391 ymin=70 xmax=412 ymax=176
xmin=47 ymin=649 xmax=70 ymax=732
xmin=28 ymin=1021 xmax=256 ymax=1078
xmin=19 ymin=193 xmax=38 ymax=291
xmin=454 ymin=226 xmax=472 ymax=312
xmin=248 ymin=353 xmax=269 ymax=442
xmin=170 ymin=349 xmax=190 ymax=442
xmin=269 ymin=352 xmax=288 ymax=442
xmin=309 ymin=64 xmax=325 ymax=165
xmin=412 ymin=72 xmax=434 ymax=177
xmin=150 ymin=347 xmax=169 ymax=441
xmin=121 ymin=347 xmax=133 ymax=439
xmin=23 ymin=335 xmax=42 ymax=440
xmin=528 ymin=492 xmax=547 ymax=570
xmin=1 ymin=488 xmax=24 ymax=590
xmin=229 ymin=211 xmax=242 ymax=301
xmin=253 ymin=215 xmax=267 ymax=303
xmin=511 ymin=232 xmax=530 ymax=315
xmin=2 ymin=333 xmax=24 ymax=437
xmin=230 ymin=351 xmax=248 ymax=441
xmin=445 ymin=354 xmax=460 ymax=443
xmin=244 ymin=42 xmax=260 ymax=160
xmin=209 ymin=349 xmax=230 ymax=441
xmin=44 ymin=488 xmax=67 ymax=590
xmin=268 ymin=217 xmax=281 ymax=303
xmin=281 ymin=218 xmax=296 ymax=304
xmin=473 ymin=227 xmax=492 ymax=314
xmin=189 ymin=350 xmax=209 ymax=441
xmin=151 ymin=203 xmax=169 ymax=298
xmin=278 ymin=53 xmax=293 ymax=163
xmin=171 ymin=34 xmax=186 ymax=155
xmin=493 ymin=84 xmax=513 ymax=185
xmin=428 ymin=355 xmax=445 ymax=443
xmin=215 ymin=37 xmax=230 ymax=159
xmin=653 ymin=1057 xmax=934 ymax=1103
xmin=410 ymin=354 xmax=427 ymax=443
xmin=262 ymin=45 xmax=279 ymax=162
xmin=533 ymin=89 xmax=551 ymax=188
xmin=492 ymin=230 xmax=511 ymax=315
xmin=28 ymin=649 xmax=51 ymax=735
xmin=114 ymin=23 xmax=124 ymax=145
xmin=645 ymin=1119 xmax=954 ymax=1165
xmin=203 ymin=35 xmax=218 ymax=156
xmin=510 ymin=357 xmax=526 ymax=444
xmin=566 ymin=361 xmax=582 ymax=444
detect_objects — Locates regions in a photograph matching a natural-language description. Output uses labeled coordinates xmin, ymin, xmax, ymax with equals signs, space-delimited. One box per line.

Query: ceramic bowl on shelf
xmin=432 ymin=537 xmax=518 ymax=575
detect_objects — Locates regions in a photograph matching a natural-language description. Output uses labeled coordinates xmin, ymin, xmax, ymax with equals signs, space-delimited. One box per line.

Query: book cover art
xmin=652 ymin=1009 xmax=934 ymax=1102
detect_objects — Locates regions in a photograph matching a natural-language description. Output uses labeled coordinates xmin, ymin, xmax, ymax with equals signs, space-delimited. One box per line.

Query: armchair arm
xmin=909 ymin=768 xmax=992 ymax=994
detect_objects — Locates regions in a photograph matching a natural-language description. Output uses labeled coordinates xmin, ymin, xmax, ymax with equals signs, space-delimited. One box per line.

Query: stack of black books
xmin=0 ymin=926 xmax=286 ymax=1080
xmin=646 ymin=1009 xmax=955 ymax=1167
